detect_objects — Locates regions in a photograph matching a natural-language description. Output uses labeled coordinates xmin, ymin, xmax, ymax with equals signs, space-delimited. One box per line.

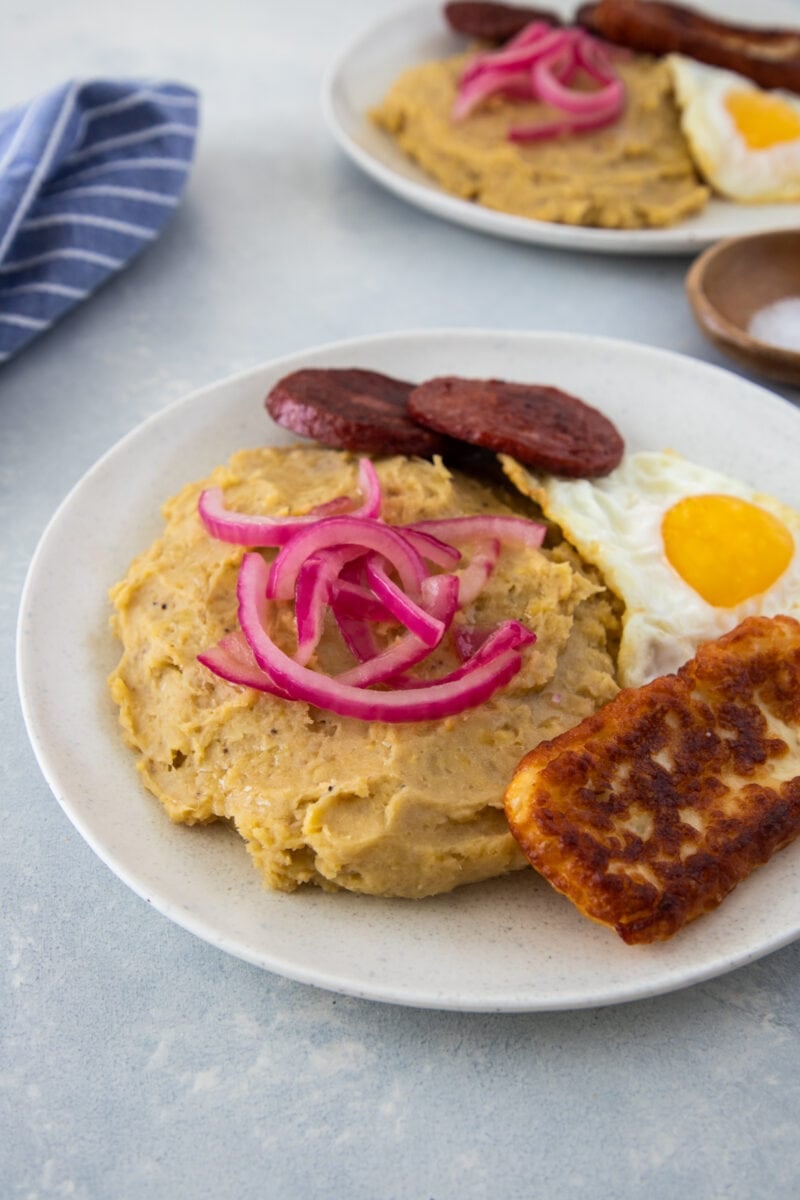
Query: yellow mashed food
xmin=108 ymin=445 xmax=619 ymax=899
xmin=371 ymin=52 xmax=710 ymax=229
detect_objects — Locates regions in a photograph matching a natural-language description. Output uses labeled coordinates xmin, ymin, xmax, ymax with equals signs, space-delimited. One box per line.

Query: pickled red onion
xmin=328 ymin=578 xmax=393 ymax=622
xmin=458 ymin=24 xmax=565 ymax=93
xmin=408 ymin=514 xmax=546 ymax=552
xmin=197 ymin=485 xmax=323 ymax=546
xmin=197 ymin=631 xmax=288 ymax=696
xmin=532 ymin=47 xmax=623 ymax=115
xmin=330 ymin=577 xmax=383 ymax=666
xmin=197 ymin=457 xmax=381 ymax=545
xmin=364 ymin=554 xmax=447 ymax=647
xmin=400 ymin=527 xmax=461 ymax=568
xmin=452 ymin=23 xmax=625 ymax=140
xmin=294 ymin=546 xmax=366 ymax=665
xmin=395 ymin=620 xmax=535 ymax=689
xmin=452 ymin=537 xmax=500 ymax=606
xmin=335 ymin=574 xmax=460 ymax=688
xmin=305 ymin=496 xmax=352 ymax=518
xmin=266 ymin=515 xmax=428 ymax=602
xmin=508 ymin=99 xmax=623 ymax=142
xmin=197 ymin=461 xmax=545 ymax=722
xmin=453 ymin=624 xmax=492 ymax=662
xmin=352 ymin=457 xmax=383 ymax=519
xmin=237 ymin=553 xmax=526 ymax=723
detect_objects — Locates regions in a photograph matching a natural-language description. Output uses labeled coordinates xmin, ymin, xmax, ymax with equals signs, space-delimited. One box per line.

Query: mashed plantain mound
xmin=108 ymin=445 xmax=619 ymax=898
xmin=371 ymin=51 xmax=710 ymax=229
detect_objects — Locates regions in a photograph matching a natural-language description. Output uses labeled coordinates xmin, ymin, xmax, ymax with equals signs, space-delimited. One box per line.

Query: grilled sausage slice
xmin=265 ymin=368 xmax=448 ymax=457
xmin=407 ymin=376 xmax=624 ymax=477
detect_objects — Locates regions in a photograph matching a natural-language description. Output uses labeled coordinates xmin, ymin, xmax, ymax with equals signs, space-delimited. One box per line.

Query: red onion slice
xmin=532 ymin=45 xmax=624 ymax=115
xmin=458 ymin=23 xmax=564 ymax=90
xmin=328 ymin=578 xmax=393 ymax=622
xmin=352 ymin=457 xmax=382 ymax=519
xmin=453 ymin=66 xmax=533 ymax=121
xmin=364 ymin=554 xmax=446 ymax=647
xmin=197 ymin=457 xmax=382 ymax=546
xmin=197 ymin=469 xmax=547 ymax=720
xmin=237 ymin=554 xmax=528 ymax=723
xmin=309 ymin=496 xmax=352 ymax=518
xmin=408 ymin=514 xmax=546 ymax=552
xmin=574 ymin=32 xmax=621 ymax=84
xmin=508 ymin=96 xmax=623 ymax=141
xmin=331 ymin=603 xmax=381 ymax=665
xmin=395 ymin=620 xmax=535 ymax=689
xmin=198 ymin=632 xmax=291 ymax=697
xmin=453 ymin=624 xmax=492 ymax=662
xmin=452 ymin=22 xmax=626 ymax=138
xmin=335 ymin=574 xmax=459 ymax=688
xmin=400 ymin=527 xmax=461 ymax=568
xmin=330 ymin=560 xmax=383 ymax=663
xmin=453 ymin=537 xmax=501 ymax=605
xmin=294 ymin=546 xmax=366 ymax=665
xmin=266 ymin=515 xmax=429 ymax=602
xmin=198 ymin=486 xmax=325 ymax=546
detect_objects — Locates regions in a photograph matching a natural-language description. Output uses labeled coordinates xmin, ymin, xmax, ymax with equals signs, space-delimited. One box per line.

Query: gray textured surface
xmin=4 ymin=1 xmax=800 ymax=1196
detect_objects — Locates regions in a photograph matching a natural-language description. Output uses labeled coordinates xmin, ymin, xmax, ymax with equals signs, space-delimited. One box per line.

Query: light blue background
xmin=3 ymin=1 xmax=800 ymax=1196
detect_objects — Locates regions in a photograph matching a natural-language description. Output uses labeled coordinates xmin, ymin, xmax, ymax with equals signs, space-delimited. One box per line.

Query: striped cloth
xmin=0 ymin=79 xmax=199 ymax=363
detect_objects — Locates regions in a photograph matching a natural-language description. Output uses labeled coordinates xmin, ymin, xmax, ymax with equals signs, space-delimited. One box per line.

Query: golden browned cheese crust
xmin=505 ymin=615 xmax=800 ymax=943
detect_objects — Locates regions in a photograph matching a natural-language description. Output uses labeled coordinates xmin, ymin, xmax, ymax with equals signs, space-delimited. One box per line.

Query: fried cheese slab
xmin=505 ymin=615 xmax=800 ymax=943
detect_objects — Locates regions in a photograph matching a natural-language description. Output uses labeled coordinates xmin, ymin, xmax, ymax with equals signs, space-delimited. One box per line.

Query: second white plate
xmin=323 ymin=0 xmax=800 ymax=256
xmin=17 ymin=329 xmax=800 ymax=1010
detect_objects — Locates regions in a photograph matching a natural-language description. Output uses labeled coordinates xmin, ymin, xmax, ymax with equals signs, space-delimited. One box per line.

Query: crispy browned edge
xmin=504 ymin=615 xmax=800 ymax=944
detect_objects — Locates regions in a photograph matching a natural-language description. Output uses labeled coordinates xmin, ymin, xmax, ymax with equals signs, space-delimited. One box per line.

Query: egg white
xmin=532 ymin=450 xmax=800 ymax=689
xmin=668 ymin=53 xmax=800 ymax=203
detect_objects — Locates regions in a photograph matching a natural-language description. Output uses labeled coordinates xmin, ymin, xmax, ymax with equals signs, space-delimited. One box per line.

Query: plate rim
xmin=16 ymin=326 xmax=800 ymax=1012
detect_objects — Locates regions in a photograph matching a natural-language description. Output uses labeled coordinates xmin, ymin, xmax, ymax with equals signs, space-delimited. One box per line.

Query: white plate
xmin=323 ymin=0 xmax=800 ymax=256
xmin=17 ymin=329 xmax=800 ymax=1011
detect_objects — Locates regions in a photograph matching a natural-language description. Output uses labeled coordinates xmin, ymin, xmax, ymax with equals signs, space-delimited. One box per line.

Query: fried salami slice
xmin=265 ymin=368 xmax=447 ymax=456
xmin=444 ymin=2 xmax=562 ymax=43
xmin=407 ymin=376 xmax=624 ymax=477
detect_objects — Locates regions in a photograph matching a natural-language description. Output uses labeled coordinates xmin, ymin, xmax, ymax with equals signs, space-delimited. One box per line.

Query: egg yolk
xmin=725 ymin=90 xmax=800 ymax=149
xmin=662 ymin=493 xmax=794 ymax=607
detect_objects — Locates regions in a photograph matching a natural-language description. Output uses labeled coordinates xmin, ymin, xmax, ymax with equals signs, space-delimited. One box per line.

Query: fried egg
xmin=530 ymin=451 xmax=800 ymax=688
xmin=668 ymin=53 xmax=800 ymax=202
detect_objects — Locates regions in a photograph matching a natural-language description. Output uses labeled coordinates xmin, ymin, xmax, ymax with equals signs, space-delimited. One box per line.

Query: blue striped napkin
xmin=0 ymin=79 xmax=199 ymax=363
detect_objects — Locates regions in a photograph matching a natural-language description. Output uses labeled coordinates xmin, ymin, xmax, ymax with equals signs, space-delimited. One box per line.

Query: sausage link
xmin=407 ymin=376 xmax=624 ymax=477
xmin=577 ymin=0 xmax=800 ymax=93
xmin=265 ymin=368 xmax=448 ymax=457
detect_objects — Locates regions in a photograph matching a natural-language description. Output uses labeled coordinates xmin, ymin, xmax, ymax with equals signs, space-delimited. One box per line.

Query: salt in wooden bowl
xmin=686 ymin=229 xmax=800 ymax=388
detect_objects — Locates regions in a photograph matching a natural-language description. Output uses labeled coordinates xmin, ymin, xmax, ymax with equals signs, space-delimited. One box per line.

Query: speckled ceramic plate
xmin=17 ymin=329 xmax=800 ymax=1011
xmin=322 ymin=0 xmax=800 ymax=256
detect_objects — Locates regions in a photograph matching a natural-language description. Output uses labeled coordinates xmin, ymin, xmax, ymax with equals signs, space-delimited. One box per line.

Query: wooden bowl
xmin=686 ymin=229 xmax=800 ymax=387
